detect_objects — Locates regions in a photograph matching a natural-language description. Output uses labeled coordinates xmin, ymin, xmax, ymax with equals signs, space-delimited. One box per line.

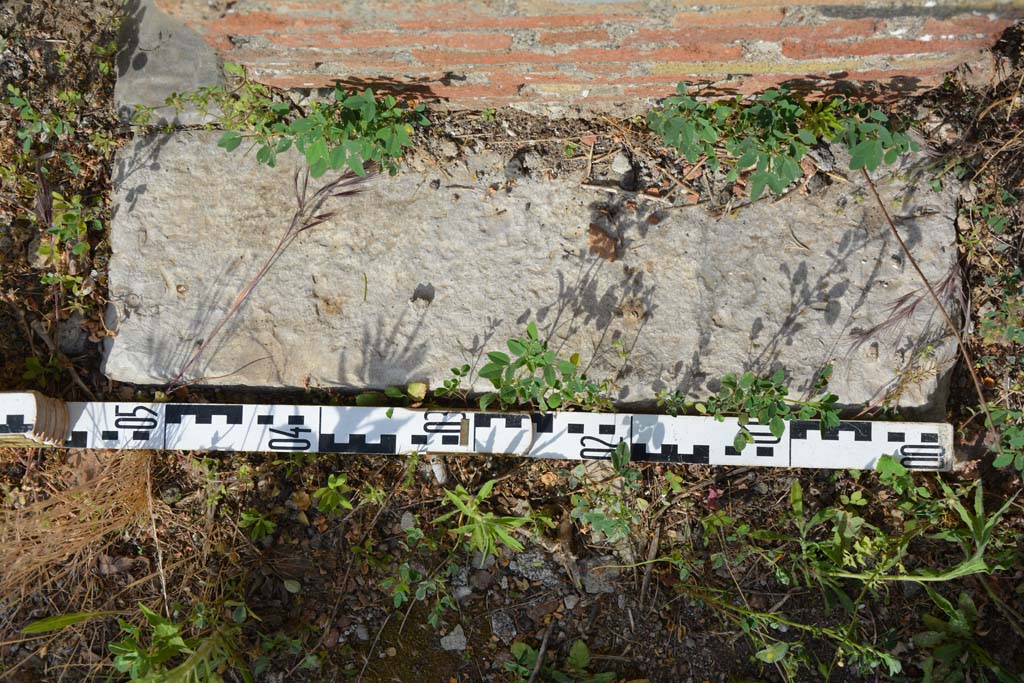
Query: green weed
xmin=568 ymin=462 xmax=644 ymax=545
xmin=648 ymin=83 xmax=919 ymax=200
xmin=154 ymin=63 xmax=428 ymax=178
xmin=505 ymin=639 xmax=616 ymax=683
xmin=474 ymin=321 xmax=612 ymax=412
xmin=313 ymin=473 xmax=355 ymax=517
xmin=22 ymin=355 xmax=62 ymax=388
xmin=36 ymin=191 xmax=103 ymax=261
xmin=5 ymin=83 xmax=75 ymax=152
xmin=238 ymin=510 xmax=277 ymax=541
xmin=979 ymin=269 xmax=1024 ymax=347
xmin=990 ymin=407 xmax=1024 ymax=473
xmin=658 ymin=367 xmax=840 ymax=452
xmin=435 ymin=478 xmax=534 ymax=561
xmin=109 ymin=602 xmax=250 ymax=683
xmin=914 ymin=588 xmax=1020 ymax=682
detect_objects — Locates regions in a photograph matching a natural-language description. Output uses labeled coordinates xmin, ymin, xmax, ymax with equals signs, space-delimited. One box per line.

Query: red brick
xmin=258 ymin=74 xmax=337 ymax=89
xmin=607 ymin=73 xmax=722 ymax=85
xmin=782 ymin=37 xmax=993 ymax=60
xmin=672 ymin=7 xmax=785 ymax=27
xmin=204 ymin=11 xmax=310 ymax=34
xmin=411 ymin=44 xmax=743 ymax=66
xmin=537 ymin=29 xmax=610 ymax=45
xmin=398 ymin=13 xmax=642 ymax=30
xmin=626 ymin=19 xmax=877 ymax=46
xmin=270 ymin=30 xmax=513 ymax=50
xmin=245 ymin=52 xmax=414 ymax=69
xmin=622 ymin=84 xmax=685 ymax=99
xmin=430 ymin=82 xmax=524 ymax=99
xmin=920 ymin=15 xmax=1008 ymax=38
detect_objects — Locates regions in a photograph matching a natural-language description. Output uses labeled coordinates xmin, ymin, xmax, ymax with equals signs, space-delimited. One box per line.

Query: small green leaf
xmin=479 ymin=392 xmax=497 ymax=412
xmin=849 ymin=138 xmax=883 ymax=171
xmin=749 ymin=171 xmax=768 ymax=200
xmin=283 ymin=579 xmax=301 ymax=594
xmin=733 ymin=431 xmax=748 ymax=453
xmin=355 ymin=391 xmax=386 ymax=406
xmin=790 ymin=479 xmax=803 ymax=517
xmin=217 ymin=131 xmax=243 ymax=152
xmin=22 ymin=611 xmax=119 ymax=634
xmin=487 ymin=351 xmax=511 ymax=366
xmin=406 ymin=382 xmax=428 ymax=401
xmin=992 ymin=451 xmax=1014 ymax=468
xmin=876 ymin=454 xmax=908 ymax=478
xmin=755 ymin=641 xmax=789 ymax=663
xmin=567 ymin=640 xmax=591 ymax=670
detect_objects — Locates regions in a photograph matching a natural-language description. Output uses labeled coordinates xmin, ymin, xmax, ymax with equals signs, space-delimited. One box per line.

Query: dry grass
xmin=0 ymin=450 xmax=152 ymax=608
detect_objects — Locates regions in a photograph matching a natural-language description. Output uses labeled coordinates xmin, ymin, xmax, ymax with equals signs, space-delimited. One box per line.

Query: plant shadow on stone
xmin=336 ymin=310 xmax=431 ymax=393
xmin=516 ymin=251 xmax=657 ymax=404
xmin=143 ymin=169 xmax=376 ymax=391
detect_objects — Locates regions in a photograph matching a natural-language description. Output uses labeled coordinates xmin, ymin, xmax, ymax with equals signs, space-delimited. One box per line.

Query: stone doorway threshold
xmin=107 ymin=0 xmax=968 ymax=417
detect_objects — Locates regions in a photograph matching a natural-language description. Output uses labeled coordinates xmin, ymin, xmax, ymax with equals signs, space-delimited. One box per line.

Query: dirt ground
xmin=1 ymin=3 xmax=1023 ymax=683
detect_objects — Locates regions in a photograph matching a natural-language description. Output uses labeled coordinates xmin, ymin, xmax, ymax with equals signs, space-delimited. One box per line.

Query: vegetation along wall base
xmin=1 ymin=392 xmax=951 ymax=471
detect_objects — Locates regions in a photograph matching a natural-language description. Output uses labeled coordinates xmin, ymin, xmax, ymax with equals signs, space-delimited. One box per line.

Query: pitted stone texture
xmin=105 ymin=131 xmax=958 ymax=414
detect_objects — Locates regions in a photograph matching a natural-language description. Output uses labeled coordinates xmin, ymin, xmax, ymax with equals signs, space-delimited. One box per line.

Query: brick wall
xmin=156 ymin=0 xmax=1023 ymax=111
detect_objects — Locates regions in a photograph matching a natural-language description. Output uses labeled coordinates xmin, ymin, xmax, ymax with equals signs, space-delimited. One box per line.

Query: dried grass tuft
xmin=0 ymin=451 xmax=152 ymax=608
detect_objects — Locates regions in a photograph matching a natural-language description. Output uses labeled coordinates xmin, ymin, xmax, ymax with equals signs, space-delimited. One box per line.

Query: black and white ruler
xmin=0 ymin=392 xmax=952 ymax=471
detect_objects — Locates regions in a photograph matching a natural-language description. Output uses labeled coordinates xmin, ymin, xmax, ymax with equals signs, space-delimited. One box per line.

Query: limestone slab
xmin=105 ymin=131 xmax=959 ymax=415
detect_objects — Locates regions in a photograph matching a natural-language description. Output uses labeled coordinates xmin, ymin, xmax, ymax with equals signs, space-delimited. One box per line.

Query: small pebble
xmin=440 ymin=624 xmax=467 ymax=651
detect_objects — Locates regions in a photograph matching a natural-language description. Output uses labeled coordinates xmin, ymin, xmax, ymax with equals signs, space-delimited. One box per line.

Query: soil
xmin=1 ymin=3 xmax=1023 ymax=683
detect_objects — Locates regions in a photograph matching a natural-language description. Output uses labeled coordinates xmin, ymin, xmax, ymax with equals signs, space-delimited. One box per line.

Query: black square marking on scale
xmin=257 ymin=415 xmax=273 ymax=425
xmin=599 ymin=424 xmax=615 ymax=435
xmin=756 ymin=446 xmax=773 ymax=458
xmin=921 ymin=433 xmax=939 ymax=443
xmin=320 ymin=433 xmax=396 ymax=454
xmin=102 ymin=430 xmax=118 ymax=441
xmin=888 ymin=432 xmax=905 ymax=442
xmin=166 ymin=405 xmax=244 ymax=425
xmin=442 ymin=435 xmax=459 ymax=445
xmin=1 ymin=414 xmax=29 ymax=434
xmin=475 ymin=414 xmax=525 ymax=428
xmin=411 ymin=434 xmax=428 ymax=445
xmin=133 ymin=431 xmax=151 ymax=441
xmin=568 ymin=424 xmax=584 ymax=434
xmin=531 ymin=413 xmax=555 ymax=434
xmin=65 ymin=431 xmax=87 ymax=448
xmin=288 ymin=415 xmax=304 ymax=425
xmin=725 ymin=446 xmax=741 ymax=456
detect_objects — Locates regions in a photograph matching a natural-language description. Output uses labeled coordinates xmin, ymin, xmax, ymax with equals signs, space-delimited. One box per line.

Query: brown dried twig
xmin=167 ymin=167 xmax=376 ymax=391
xmin=0 ymin=451 xmax=152 ymax=608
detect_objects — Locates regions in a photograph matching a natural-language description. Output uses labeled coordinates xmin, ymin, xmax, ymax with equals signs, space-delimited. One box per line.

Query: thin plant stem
xmin=860 ymin=169 xmax=993 ymax=435
xmin=166 ymin=168 xmax=374 ymax=391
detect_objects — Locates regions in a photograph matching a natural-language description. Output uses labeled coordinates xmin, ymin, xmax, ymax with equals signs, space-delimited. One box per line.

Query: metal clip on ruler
xmin=0 ymin=392 xmax=952 ymax=471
